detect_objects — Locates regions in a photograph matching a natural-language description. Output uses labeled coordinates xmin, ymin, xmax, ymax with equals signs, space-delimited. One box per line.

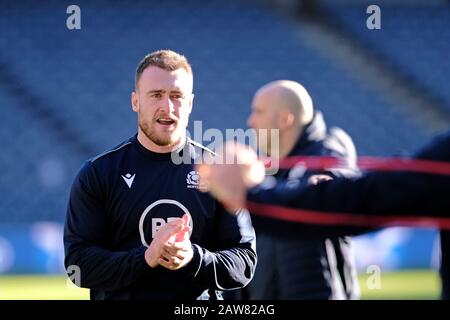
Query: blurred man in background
xmin=243 ymin=80 xmax=360 ymax=299
xmin=64 ymin=50 xmax=256 ymax=300
xmin=199 ymin=130 xmax=450 ymax=299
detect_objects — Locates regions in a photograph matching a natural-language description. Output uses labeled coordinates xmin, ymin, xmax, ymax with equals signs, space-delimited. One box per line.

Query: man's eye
xmin=171 ymin=94 xmax=183 ymax=99
xmin=152 ymin=93 xmax=162 ymax=98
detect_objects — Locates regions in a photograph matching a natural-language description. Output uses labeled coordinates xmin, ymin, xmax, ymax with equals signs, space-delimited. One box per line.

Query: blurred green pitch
xmin=0 ymin=270 xmax=441 ymax=300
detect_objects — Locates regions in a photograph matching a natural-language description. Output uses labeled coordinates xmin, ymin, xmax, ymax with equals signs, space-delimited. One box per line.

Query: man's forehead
xmin=138 ymin=66 xmax=192 ymax=91
xmin=252 ymin=93 xmax=271 ymax=110
xmin=142 ymin=65 xmax=189 ymax=76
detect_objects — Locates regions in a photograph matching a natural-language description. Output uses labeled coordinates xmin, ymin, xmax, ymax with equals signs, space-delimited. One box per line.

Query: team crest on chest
xmin=186 ymin=170 xmax=207 ymax=191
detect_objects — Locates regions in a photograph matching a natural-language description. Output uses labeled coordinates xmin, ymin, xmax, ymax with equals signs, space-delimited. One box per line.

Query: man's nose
xmin=161 ymin=96 xmax=175 ymax=114
xmin=247 ymin=114 xmax=254 ymax=128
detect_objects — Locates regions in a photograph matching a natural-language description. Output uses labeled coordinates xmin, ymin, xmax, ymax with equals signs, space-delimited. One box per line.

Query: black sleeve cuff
xmin=182 ymin=244 xmax=203 ymax=279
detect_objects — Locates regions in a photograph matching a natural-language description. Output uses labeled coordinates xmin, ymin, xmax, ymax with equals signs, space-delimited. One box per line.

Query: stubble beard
xmin=139 ymin=119 xmax=181 ymax=148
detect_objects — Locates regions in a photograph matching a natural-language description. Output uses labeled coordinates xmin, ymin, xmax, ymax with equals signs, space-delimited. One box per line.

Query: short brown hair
xmin=135 ymin=49 xmax=192 ymax=88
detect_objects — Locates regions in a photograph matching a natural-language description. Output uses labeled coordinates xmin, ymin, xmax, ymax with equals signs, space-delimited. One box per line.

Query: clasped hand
xmin=144 ymin=214 xmax=193 ymax=270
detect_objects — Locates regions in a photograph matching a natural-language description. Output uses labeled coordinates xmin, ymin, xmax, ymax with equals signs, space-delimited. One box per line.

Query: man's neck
xmin=137 ymin=130 xmax=186 ymax=154
xmin=277 ymin=127 xmax=302 ymax=158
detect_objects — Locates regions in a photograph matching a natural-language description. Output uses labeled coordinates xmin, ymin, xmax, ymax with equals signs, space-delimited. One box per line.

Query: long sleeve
xmin=183 ymin=207 xmax=257 ymax=291
xmin=247 ymin=131 xmax=450 ymax=237
xmin=64 ymin=161 xmax=149 ymax=291
xmin=413 ymin=131 xmax=450 ymax=300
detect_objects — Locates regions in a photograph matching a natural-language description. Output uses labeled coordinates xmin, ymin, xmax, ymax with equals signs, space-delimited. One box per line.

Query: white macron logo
xmin=122 ymin=173 xmax=135 ymax=188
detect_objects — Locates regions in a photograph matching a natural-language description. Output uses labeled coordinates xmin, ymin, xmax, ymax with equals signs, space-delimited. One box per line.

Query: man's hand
xmin=197 ymin=142 xmax=265 ymax=212
xmin=144 ymin=214 xmax=192 ymax=269
xmin=158 ymin=214 xmax=194 ymax=271
xmin=308 ymin=174 xmax=333 ymax=185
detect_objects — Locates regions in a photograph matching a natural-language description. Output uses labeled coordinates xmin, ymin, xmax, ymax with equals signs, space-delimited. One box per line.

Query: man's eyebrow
xmin=146 ymin=89 xmax=165 ymax=94
xmin=146 ymin=89 xmax=186 ymax=93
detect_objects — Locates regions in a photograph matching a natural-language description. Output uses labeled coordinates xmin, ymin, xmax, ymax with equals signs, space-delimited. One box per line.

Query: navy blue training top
xmin=64 ymin=134 xmax=256 ymax=300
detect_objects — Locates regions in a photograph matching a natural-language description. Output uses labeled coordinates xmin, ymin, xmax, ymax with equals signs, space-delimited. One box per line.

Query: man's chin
xmin=140 ymin=124 xmax=184 ymax=149
xmin=152 ymin=134 xmax=182 ymax=148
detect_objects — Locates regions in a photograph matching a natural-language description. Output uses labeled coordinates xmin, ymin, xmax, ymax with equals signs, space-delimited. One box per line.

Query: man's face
xmin=132 ymin=66 xmax=193 ymax=149
xmin=247 ymin=92 xmax=279 ymax=155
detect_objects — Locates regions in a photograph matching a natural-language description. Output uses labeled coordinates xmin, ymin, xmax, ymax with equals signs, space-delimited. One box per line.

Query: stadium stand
xmin=321 ymin=1 xmax=450 ymax=114
xmin=0 ymin=0 xmax=444 ymax=228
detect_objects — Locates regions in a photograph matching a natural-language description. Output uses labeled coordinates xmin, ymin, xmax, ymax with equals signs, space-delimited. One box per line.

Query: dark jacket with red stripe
xmin=247 ymin=111 xmax=360 ymax=300
xmin=247 ymin=130 xmax=450 ymax=298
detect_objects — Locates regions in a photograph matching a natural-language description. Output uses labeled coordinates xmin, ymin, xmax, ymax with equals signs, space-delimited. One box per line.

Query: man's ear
xmin=188 ymin=93 xmax=194 ymax=114
xmin=131 ymin=91 xmax=139 ymax=113
xmin=278 ymin=111 xmax=295 ymax=130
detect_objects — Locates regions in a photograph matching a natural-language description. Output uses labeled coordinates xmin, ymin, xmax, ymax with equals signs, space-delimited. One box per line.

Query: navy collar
xmin=132 ymin=133 xmax=187 ymax=161
xmin=288 ymin=111 xmax=327 ymax=157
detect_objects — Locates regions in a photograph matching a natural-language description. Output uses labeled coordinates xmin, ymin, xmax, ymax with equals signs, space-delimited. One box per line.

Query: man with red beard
xmin=64 ymin=50 xmax=256 ymax=300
